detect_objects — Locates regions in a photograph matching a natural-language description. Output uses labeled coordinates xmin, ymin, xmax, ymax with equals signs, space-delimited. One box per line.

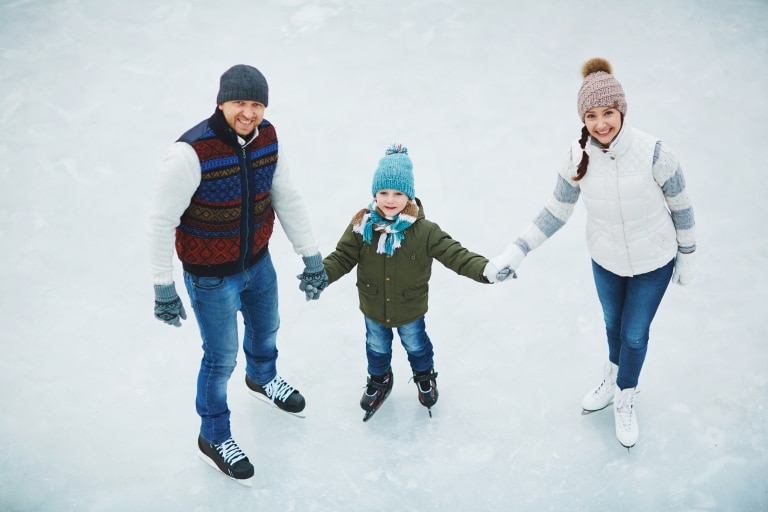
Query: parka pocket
xmin=357 ymin=281 xmax=379 ymax=296
xmin=409 ymin=250 xmax=430 ymax=273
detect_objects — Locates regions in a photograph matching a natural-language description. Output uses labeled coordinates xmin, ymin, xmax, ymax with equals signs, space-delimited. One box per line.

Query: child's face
xmin=584 ymin=106 xmax=622 ymax=145
xmin=375 ymin=189 xmax=409 ymax=217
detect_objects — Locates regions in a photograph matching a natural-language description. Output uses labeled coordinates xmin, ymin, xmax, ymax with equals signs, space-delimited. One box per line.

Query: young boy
xmin=320 ymin=143 xmax=505 ymax=421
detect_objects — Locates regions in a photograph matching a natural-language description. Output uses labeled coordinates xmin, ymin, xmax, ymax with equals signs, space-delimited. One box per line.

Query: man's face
xmin=218 ymin=100 xmax=265 ymax=136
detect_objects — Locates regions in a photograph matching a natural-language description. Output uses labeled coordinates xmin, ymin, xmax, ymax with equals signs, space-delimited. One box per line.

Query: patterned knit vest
xmin=175 ymin=114 xmax=278 ymax=277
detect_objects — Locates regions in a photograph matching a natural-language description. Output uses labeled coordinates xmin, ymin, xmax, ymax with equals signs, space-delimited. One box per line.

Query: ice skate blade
xmin=198 ymin=452 xmax=254 ymax=486
xmin=234 ymin=476 xmax=254 ymax=487
xmin=362 ymin=403 xmax=386 ymax=422
xmin=248 ymin=390 xmax=306 ymax=419
xmin=581 ymin=404 xmax=611 ymax=415
xmin=620 ymin=442 xmax=636 ymax=452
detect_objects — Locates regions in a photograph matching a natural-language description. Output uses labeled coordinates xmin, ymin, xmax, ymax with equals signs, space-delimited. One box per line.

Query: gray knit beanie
xmin=577 ymin=58 xmax=626 ymax=121
xmin=216 ymin=64 xmax=269 ymax=106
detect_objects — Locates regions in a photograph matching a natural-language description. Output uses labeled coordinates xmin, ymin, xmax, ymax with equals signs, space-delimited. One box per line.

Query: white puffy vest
xmin=570 ymin=127 xmax=677 ymax=277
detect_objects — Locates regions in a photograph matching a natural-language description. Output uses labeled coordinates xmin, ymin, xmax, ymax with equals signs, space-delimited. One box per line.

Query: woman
xmin=485 ymin=58 xmax=696 ymax=448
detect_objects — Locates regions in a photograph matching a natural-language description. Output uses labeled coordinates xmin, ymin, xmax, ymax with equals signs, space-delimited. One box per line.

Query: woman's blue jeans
xmin=591 ymin=258 xmax=674 ymax=390
xmin=183 ymin=252 xmax=280 ymax=445
xmin=364 ymin=316 xmax=435 ymax=376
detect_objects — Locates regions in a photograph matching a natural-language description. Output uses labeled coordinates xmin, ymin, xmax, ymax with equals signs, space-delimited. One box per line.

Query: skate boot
xmin=614 ymin=387 xmax=639 ymax=449
xmin=246 ymin=374 xmax=306 ymax=415
xmin=198 ymin=435 xmax=254 ymax=482
xmin=413 ymin=367 xmax=439 ymax=417
xmin=581 ymin=361 xmax=618 ymax=413
xmin=360 ymin=368 xmax=393 ymax=422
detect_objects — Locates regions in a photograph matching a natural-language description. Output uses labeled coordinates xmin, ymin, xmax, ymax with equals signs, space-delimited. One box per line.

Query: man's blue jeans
xmin=591 ymin=258 xmax=674 ymax=390
xmin=184 ymin=252 xmax=280 ymax=445
xmin=364 ymin=316 xmax=434 ymax=376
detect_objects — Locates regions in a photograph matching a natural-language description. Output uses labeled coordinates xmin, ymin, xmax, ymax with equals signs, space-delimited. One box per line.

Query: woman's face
xmin=584 ymin=106 xmax=622 ymax=146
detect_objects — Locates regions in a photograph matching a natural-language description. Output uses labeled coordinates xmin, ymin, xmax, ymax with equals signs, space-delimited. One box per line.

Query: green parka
xmin=323 ymin=199 xmax=490 ymax=327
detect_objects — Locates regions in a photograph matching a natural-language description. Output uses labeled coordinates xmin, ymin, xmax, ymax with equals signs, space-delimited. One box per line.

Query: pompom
xmin=385 ymin=143 xmax=408 ymax=156
xmin=581 ymin=57 xmax=613 ymax=78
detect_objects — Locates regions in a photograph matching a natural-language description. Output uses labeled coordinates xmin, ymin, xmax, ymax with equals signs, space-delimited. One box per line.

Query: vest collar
xmin=209 ymin=108 xmax=260 ymax=148
xmin=590 ymin=125 xmax=634 ymax=158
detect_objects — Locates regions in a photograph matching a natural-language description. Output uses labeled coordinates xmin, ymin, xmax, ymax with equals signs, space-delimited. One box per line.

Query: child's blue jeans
xmin=364 ymin=316 xmax=434 ymax=376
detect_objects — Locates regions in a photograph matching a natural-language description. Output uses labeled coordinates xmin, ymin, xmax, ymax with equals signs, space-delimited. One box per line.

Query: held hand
xmin=671 ymin=251 xmax=695 ymax=286
xmin=297 ymin=253 xmax=329 ymax=301
xmin=483 ymin=261 xmax=517 ymax=284
xmin=484 ymin=244 xmax=526 ymax=283
xmin=154 ymin=282 xmax=187 ymax=327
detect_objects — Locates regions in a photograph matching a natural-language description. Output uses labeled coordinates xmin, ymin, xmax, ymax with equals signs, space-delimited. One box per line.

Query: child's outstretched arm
xmin=322 ymin=224 xmax=363 ymax=285
xmin=427 ymin=223 xmax=493 ymax=284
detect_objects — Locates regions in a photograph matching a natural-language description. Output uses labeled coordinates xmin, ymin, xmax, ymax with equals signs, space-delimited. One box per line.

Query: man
xmin=149 ymin=64 xmax=328 ymax=482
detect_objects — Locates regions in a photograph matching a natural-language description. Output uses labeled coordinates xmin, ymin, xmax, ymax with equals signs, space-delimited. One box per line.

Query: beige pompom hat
xmin=577 ymin=58 xmax=627 ymax=121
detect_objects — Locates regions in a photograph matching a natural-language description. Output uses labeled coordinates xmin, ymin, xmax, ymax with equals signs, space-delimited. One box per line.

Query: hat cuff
xmin=372 ymin=179 xmax=415 ymax=199
xmin=216 ymin=88 xmax=268 ymax=106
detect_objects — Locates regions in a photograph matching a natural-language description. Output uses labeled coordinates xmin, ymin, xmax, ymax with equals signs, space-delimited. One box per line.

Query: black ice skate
xmin=360 ymin=368 xmax=394 ymax=422
xmin=197 ymin=435 xmax=254 ymax=484
xmin=246 ymin=374 xmax=306 ymax=418
xmin=413 ymin=367 xmax=439 ymax=417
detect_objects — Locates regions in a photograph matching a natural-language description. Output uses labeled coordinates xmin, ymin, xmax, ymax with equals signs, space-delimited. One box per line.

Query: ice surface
xmin=1 ymin=0 xmax=766 ymax=510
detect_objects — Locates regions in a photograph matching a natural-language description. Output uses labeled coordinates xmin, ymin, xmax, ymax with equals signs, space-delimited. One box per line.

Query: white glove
xmin=671 ymin=250 xmax=695 ymax=286
xmin=484 ymin=244 xmax=526 ymax=283
xmin=483 ymin=261 xmax=514 ymax=283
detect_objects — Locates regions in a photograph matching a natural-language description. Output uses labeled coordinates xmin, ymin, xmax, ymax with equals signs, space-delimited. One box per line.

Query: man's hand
xmin=154 ymin=282 xmax=187 ymax=327
xmin=297 ymin=253 xmax=329 ymax=301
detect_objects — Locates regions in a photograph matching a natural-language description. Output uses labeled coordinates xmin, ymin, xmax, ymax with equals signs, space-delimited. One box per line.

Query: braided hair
xmin=574 ymin=126 xmax=590 ymax=182
xmin=574 ymin=112 xmax=624 ymax=182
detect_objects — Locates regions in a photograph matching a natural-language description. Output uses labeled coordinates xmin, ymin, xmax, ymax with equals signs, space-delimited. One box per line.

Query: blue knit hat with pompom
xmin=371 ymin=143 xmax=415 ymax=199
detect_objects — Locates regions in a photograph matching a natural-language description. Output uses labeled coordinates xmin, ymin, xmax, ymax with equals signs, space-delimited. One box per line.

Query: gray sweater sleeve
xmin=513 ymin=151 xmax=581 ymax=255
xmin=652 ymin=141 xmax=697 ymax=253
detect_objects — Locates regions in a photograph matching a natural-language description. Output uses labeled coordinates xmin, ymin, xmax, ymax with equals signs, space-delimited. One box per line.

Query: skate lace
xmin=615 ymin=391 xmax=635 ymax=431
xmin=591 ymin=362 xmax=616 ymax=398
xmin=264 ymin=375 xmax=296 ymax=403
xmin=592 ymin=379 xmax=611 ymax=397
xmin=216 ymin=438 xmax=247 ymax=465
